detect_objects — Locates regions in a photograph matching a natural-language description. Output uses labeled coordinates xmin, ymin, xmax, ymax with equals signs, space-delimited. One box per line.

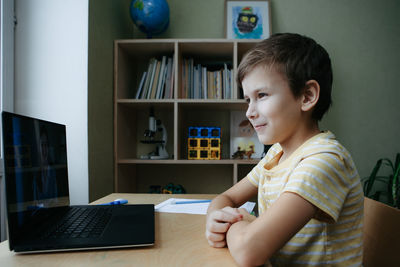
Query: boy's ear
xmin=301 ymin=80 xmax=320 ymax=112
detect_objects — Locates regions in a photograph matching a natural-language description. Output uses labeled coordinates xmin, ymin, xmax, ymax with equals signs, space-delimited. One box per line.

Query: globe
xmin=130 ymin=0 xmax=170 ymax=38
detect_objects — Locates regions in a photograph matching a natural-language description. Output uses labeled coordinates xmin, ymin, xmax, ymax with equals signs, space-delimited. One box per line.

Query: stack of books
xmin=135 ymin=56 xmax=175 ymax=99
xmin=181 ymin=58 xmax=232 ymax=99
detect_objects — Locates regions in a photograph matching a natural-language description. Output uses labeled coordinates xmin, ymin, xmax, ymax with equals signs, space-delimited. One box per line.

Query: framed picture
xmin=230 ymin=111 xmax=264 ymax=159
xmin=225 ymin=0 xmax=271 ymax=39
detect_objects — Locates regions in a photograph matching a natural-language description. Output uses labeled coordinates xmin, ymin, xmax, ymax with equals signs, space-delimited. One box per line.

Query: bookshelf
xmin=114 ymin=39 xmax=260 ymax=193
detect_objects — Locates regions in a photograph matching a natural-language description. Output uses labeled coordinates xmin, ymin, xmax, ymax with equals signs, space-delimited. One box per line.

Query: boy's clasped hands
xmin=206 ymin=207 xmax=256 ymax=248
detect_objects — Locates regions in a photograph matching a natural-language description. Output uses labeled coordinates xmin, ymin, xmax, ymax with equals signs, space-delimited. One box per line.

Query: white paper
xmin=155 ymin=198 xmax=256 ymax=215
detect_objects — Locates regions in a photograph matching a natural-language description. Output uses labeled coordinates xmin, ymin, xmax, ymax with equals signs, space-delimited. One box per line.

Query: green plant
xmin=363 ymin=153 xmax=400 ymax=208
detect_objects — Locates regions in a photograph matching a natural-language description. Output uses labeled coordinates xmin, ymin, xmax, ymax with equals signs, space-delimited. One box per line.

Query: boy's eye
xmin=258 ymin=92 xmax=268 ymax=98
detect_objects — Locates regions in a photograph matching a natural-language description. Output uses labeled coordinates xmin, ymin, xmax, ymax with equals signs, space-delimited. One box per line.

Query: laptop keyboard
xmin=42 ymin=207 xmax=112 ymax=239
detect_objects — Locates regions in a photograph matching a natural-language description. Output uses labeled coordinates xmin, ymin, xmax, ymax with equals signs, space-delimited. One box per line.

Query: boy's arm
xmin=206 ymin=178 xmax=258 ymax=248
xmin=226 ymin=192 xmax=317 ymax=267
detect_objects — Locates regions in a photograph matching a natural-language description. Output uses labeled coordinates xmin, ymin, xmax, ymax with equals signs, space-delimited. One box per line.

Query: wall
xmin=15 ymin=0 xmax=89 ymax=204
xmin=88 ymin=0 xmax=132 ymax=201
xmin=89 ymin=0 xmax=400 ymax=200
xmin=270 ymin=0 xmax=400 ymax=177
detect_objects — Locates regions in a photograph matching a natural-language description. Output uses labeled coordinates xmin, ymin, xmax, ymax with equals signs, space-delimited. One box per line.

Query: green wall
xmin=88 ymin=0 xmax=400 ymax=201
xmin=88 ymin=0 xmax=132 ymax=201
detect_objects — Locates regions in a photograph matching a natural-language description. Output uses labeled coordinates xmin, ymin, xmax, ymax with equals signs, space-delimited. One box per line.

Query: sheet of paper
xmin=155 ymin=198 xmax=256 ymax=215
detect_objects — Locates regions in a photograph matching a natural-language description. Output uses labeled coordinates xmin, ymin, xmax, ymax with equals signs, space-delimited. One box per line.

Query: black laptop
xmin=2 ymin=111 xmax=155 ymax=253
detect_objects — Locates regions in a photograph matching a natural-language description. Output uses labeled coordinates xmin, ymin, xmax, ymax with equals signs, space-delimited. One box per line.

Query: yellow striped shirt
xmin=246 ymin=131 xmax=363 ymax=266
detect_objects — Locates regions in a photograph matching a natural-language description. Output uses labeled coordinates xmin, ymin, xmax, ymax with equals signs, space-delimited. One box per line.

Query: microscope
xmin=140 ymin=107 xmax=169 ymax=159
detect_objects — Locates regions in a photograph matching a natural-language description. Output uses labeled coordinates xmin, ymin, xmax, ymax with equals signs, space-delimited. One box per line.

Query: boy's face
xmin=242 ymin=65 xmax=303 ymax=145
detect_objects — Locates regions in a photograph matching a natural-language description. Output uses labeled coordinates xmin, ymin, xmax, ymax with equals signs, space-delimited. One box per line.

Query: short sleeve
xmin=246 ymin=157 xmax=266 ymax=187
xmin=246 ymin=144 xmax=281 ymax=187
xmin=283 ymin=152 xmax=351 ymax=223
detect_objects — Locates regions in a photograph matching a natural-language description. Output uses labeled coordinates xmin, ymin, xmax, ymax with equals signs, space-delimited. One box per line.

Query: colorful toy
xmin=148 ymin=183 xmax=186 ymax=194
xmin=188 ymin=126 xmax=221 ymax=160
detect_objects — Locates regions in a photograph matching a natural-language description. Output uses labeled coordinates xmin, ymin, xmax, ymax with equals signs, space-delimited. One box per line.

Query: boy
xmin=205 ymin=33 xmax=363 ymax=266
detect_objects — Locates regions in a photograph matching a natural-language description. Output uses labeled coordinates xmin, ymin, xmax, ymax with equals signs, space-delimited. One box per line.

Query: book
xmin=230 ymin=111 xmax=264 ymax=159
xmin=208 ymin=71 xmax=214 ymax=99
xmin=202 ymin=67 xmax=207 ymax=99
xmin=158 ymin=59 xmax=168 ymax=99
xmin=223 ymin=63 xmax=228 ymax=99
xmin=156 ymin=56 xmax=167 ymax=99
xmin=228 ymin=69 xmax=232 ymax=99
xmin=150 ymin=60 xmax=161 ymax=99
xmin=141 ymin=58 xmax=156 ymax=99
xmin=189 ymin=58 xmax=194 ymax=98
xmin=163 ymin=57 xmax=172 ymax=99
xmin=135 ymin=71 xmax=147 ymax=99
xmin=193 ymin=65 xmax=198 ymax=99
xmin=146 ymin=59 xmax=158 ymax=99
xmin=216 ymin=70 xmax=222 ymax=99
xmin=169 ymin=56 xmax=175 ymax=98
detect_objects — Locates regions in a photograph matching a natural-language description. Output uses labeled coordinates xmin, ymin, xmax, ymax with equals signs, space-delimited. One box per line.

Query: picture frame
xmin=230 ymin=111 xmax=264 ymax=159
xmin=225 ymin=0 xmax=271 ymax=39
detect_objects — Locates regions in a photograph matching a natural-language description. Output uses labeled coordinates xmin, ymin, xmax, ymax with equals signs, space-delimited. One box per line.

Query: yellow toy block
xmin=188 ymin=138 xmax=199 ymax=148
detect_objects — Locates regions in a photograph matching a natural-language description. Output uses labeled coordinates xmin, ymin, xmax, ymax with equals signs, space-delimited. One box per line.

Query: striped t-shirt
xmin=246 ymin=131 xmax=363 ymax=266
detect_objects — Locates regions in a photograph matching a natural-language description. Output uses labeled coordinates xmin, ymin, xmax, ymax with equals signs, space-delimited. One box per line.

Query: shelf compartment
xmin=177 ymin=41 xmax=234 ymax=99
xmin=178 ymin=102 xmax=247 ymax=160
xmin=119 ymin=163 xmax=235 ymax=194
xmin=116 ymin=102 xmax=174 ymax=160
xmin=115 ymin=41 xmax=175 ymax=99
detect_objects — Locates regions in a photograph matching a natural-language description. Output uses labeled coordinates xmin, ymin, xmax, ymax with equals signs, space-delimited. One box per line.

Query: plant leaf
xmin=382 ymin=158 xmax=394 ymax=172
xmin=392 ymin=159 xmax=400 ymax=206
xmin=395 ymin=153 xmax=400 ymax=169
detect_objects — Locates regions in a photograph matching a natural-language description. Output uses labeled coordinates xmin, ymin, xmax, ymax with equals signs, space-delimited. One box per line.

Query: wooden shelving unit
xmin=114 ymin=39 xmax=260 ymax=194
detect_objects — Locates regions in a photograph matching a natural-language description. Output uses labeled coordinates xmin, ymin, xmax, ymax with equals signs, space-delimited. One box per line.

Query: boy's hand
xmin=205 ymin=207 xmax=243 ymax=248
xmin=238 ymin=208 xmax=257 ymax=223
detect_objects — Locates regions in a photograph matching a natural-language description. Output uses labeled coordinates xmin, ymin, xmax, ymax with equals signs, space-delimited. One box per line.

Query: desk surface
xmin=0 ymin=194 xmax=238 ymax=267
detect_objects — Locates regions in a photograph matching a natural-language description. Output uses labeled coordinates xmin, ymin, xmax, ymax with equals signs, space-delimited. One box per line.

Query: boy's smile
xmin=242 ymin=65 xmax=304 ymax=147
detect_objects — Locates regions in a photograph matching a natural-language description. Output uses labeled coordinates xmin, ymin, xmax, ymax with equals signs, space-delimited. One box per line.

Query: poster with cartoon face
xmin=230 ymin=111 xmax=263 ymax=159
xmin=226 ymin=1 xmax=271 ymax=39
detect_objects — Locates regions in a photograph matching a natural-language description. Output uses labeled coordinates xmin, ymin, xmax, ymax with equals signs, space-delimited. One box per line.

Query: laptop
xmin=1 ymin=111 xmax=155 ymax=253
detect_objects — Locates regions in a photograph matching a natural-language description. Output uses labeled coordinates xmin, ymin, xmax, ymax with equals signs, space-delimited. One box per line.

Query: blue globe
xmin=130 ymin=0 xmax=170 ymax=38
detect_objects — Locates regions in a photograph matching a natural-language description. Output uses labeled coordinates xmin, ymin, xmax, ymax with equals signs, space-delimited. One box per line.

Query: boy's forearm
xmin=226 ymin=220 xmax=261 ymax=267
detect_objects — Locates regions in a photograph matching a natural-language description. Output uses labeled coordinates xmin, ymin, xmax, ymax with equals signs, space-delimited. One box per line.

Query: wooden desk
xmin=0 ymin=194 xmax=237 ymax=267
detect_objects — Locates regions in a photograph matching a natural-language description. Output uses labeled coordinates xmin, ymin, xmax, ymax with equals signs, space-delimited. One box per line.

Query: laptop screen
xmin=2 ymin=112 xmax=70 ymax=240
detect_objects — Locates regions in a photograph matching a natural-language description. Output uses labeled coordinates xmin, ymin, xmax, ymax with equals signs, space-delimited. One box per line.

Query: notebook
xmin=1 ymin=111 xmax=155 ymax=253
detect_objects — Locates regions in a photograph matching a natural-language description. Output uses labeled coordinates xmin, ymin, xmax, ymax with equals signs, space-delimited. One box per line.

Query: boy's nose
xmin=246 ymin=103 xmax=257 ymax=119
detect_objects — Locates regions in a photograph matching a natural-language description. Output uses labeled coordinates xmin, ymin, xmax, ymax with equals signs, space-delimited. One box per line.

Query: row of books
xmin=135 ymin=56 xmax=175 ymax=99
xmin=181 ymin=58 xmax=233 ymax=99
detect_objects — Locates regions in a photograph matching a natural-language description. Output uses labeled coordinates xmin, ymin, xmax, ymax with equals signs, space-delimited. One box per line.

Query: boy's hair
xmin=237 ymin=33 xmax=333 ymax=121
